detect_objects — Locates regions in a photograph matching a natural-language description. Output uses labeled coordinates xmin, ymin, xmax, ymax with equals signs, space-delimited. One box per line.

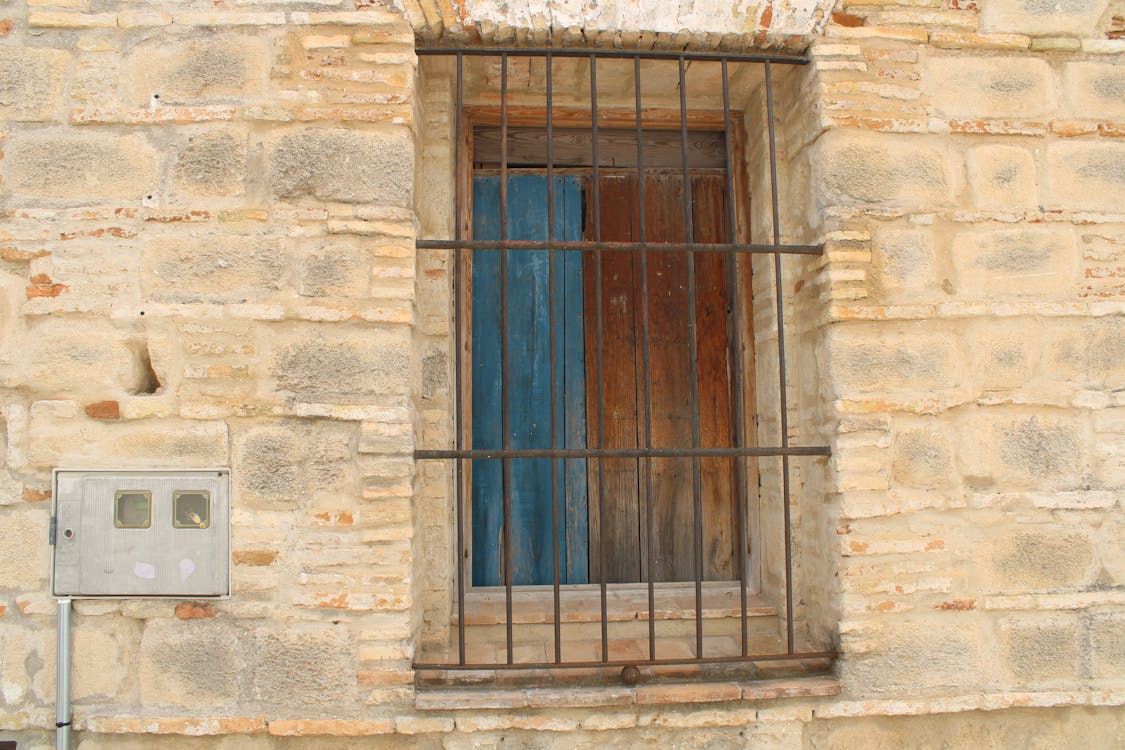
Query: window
xmin=415 ymin=49 xmax=831 ymax=677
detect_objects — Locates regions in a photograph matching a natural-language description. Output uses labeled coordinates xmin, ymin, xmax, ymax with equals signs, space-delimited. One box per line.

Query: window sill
xmin=414 ymin=674 xmax=840 ymax=711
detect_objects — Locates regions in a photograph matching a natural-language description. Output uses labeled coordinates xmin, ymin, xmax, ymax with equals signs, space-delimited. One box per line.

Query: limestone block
xmin=891 ymin=425 xmax=955 ymax=489
xmin=19 ymin=318 xmax=147 ymax=399
xmin=267 ymin=127 xmax=415 ymax=206
xmin=1084 ymin=610 xmax=1125 ymax=680
xmin=957 ymin=411 xmax=1090 ymax=491
xmin=232 ymin=420 xmax=357 ymax=508
xmin=966 ymin=322 xmax=1039 ymax=392
xmin=1045 ymin=318 xmax=1125 ymax=387
xmin=27 ymin=416 xmax=228 ymax=470
xmin=253 ymin=626 xmax=357 ymax=707
xmin=981 ymin=0 xmax=1112 ymax=37
xmin=837 ymin=620 xmax=983 ymax=695
xmin=0 ymin=508 xmax=49 ymax=591
xmin=0 ymin=48 xmax=69 ymax=121
xmin=140 ymin=619 xmax=249 ymax=708
xmin=816 ymin=130 xmax=957 ymax=208
xmin=8 ymin=131 xmax=158 ymax=201
xmin=873 ymin=228 xmax=936 ymax=295
xmin=827 ymin=323 xmax=960 ymax=398
xmin=1064 ymin=62 xmax=1125 ymax=121
xmin=951 ymin=228 xmax=1078 ymax=300
xmin=1045 ymin=141 xmax=1125 ymax=212
xmin=297 ymin=239 xmax=372 ymax=298
xmin=999 ymin=613 xmax=1079 ymax=683
xmin=72 ymin=620 xmax=136 ymax=702
xmin=270 ymin=326 xmax=410 ymax=402
xmin=928 ymin=56 xmax=1055 ymax=119
xmin=123 ymin=36 xmax=268 ymax=106
xmin=965 ymin=145 xmax=1037 ymax=210
xmin=987 ymin=528 xmax=1097 ymax=590
xmin=173 ymin=129 xmax=248 ymax=197
xmin=142 ymin=231 xmax=285 ymax=303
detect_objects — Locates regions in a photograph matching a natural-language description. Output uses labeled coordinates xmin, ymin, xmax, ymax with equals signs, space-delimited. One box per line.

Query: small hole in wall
xmin=133 ymin=343 xmax=162 ymax=395
xmin=153 ymin=94 xmax=160 ymax=100
xmin=145 ymin=195 xmax=153 ymax=200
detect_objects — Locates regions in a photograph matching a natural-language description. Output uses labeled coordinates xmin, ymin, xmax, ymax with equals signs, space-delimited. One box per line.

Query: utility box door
xmin=53 ymin=469 xmax=230 ymax=597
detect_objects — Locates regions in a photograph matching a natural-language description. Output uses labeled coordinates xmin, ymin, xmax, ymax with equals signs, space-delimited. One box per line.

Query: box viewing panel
xmin=52 ymin=469 xmax=230 ymax=598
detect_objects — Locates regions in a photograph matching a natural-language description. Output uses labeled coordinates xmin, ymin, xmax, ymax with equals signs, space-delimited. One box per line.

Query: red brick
xmin=22 ymin=487 xmax=51 ymax=503
xmin=85 ymin=400 xmax=121 ymax=420
xmin=832 ymin=10 xmax=865 ymax=27
xmin=175 ymin=602 xmax=218 ymax=619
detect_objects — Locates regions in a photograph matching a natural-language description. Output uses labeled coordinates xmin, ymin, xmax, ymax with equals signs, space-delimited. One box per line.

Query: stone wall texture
xmin=0 ymin=0 xmax=1122 ymax=748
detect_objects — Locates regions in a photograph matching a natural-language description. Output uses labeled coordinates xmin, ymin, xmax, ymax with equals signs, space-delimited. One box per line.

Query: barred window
xmin=415 ymin=48 xmax=832 ymax=679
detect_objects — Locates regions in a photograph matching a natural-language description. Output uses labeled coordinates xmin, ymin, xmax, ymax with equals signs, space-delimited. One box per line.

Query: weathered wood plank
xmin=474 ymin=126 xmax=727 ymax=169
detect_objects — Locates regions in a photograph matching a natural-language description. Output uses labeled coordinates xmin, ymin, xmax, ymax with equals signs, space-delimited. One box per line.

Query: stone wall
xmin=0 ymin=0 xmax=1122 ymax=748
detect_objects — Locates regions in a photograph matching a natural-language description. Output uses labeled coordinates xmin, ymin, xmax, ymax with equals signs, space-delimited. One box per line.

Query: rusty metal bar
xmin=453 ymin=50 xmax=466 ymax=666
xmin=546 ymin=50 xmax=562 ymax=666
xmin=417 ymin=48 xmax=809 ymax=65
xmin=499 ymin=52 xmax=514 ymax=665
xmin=721 ymin=57 xmax=751 ymax=657
xmin=417 ymin=239 xmax=823 ymax=255
xmin=415 ymin=650 xmax=836 ymax=671
xmin=417 ymin=446 xmax=829 ymax=460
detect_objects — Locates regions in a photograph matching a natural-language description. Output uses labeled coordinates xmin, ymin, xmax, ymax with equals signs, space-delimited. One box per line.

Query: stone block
xmin=8 ymin=131 xmax=158 ymax=201
xmin=72 ymin=620 xmax=136 ymax=702
xmin=0 ymin=508 xmax=49 ymax=590
xmin=1084 ymin=610 xmax=1125 ymax=680
xmin=27 ymin=416 xmax=228 ymax=470
xmin=0 ymin=48 xmax=69 ymax=121
xmin=123 ymin=36 xmax=268 ymax=106
xmin=173 ymin=129 xmax=248 ymax=197
xmin=142 ymin=231 xmax=285 ymax=303
xmin=140 ymin=618 xmax=249 ymax=708
xmin=20 ymin=318 xmax=147 ymax=399
xmin=928 ymin=56 xmax=1055 ymax=119
xmin=999 ymin=613 xmax=1079 ymax=683
xmin=951 ymin=228 xmax=1078 ymax=299
xmin=988 ymin=528 xmax=1097 ymax=590
xmin=267 ymin=127 xmax=414 ymax=206
xmin=270 ymin=326 xmax=410 ymax=402
xmin=232 ymin=420 xmax=357 ymax=508
xmin=967 ymin=322 xmax=1039 ymax=393
xmin=1045 ymin=142 xmax=1125 ymax=212
xmin=297 ymin=240 xmax=371 ymax=298
xmin=891 ymin=425 xmax=955 ymax=489
xmin=958 ymin=411 xmax=1090 ymax=491
xmin=965 ymin=145 xmax=1037 ymax=210
xmin=1046 ymin=318 xmax=1125 ymax=387
xmin=837 ymin=620 xmax=983 ymax=695
xmin=816 ymin=130 xmax=957 ymax=208
xmin=827 ymin=323 xmax=959 ymax=397
xmin=981 ymin=0 xmax=1112 ymax=37
xmin=1064 ymin=62 xmax=1125 ymax=121
xmin=873 ymin=228 xmax=936 ymax=295
xmin=253 ymin=626 xmax=357 ymax=707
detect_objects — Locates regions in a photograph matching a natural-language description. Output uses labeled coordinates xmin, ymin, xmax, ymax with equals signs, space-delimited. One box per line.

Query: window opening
xmin=416 ymin=48 xmax=831 ymax=674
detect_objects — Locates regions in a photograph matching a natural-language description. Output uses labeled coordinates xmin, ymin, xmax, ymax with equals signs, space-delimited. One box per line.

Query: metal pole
xmin=56 ymin=598 xmax=72 ymax=750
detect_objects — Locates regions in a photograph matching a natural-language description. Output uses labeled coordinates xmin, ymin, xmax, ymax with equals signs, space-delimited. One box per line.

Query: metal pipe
xmin=417 ymin=48 xmax=809 ymax=65
xmin=56 ymin=598 xmax=72 ymax=750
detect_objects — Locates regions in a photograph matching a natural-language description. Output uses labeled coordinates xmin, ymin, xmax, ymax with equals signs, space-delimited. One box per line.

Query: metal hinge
xmin=49 ymin=515 xmax=56 ymax=545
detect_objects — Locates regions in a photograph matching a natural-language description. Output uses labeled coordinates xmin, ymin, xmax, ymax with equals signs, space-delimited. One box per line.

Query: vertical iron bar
xmin=546 ymin=51 xmax=562 ymax=665
xmin=453 ymin=51 xmax=466 ymax=666
xmin=765 ymin=61 xmax=795 ymax=655
xmin=721 ymin=57 xmax=751 ymax=656
xmin=634 ymin=54 xmax=656 ymax=660
xmin=591 ymin=53 xmax=610 ymax=665
xmin=679 ymin=56 xmax=705 ymax=660
xmin=500 ymin=52 xmax=514 ymax=665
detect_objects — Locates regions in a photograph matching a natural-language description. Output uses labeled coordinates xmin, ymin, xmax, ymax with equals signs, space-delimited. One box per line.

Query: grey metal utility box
xmin=52 ymin=468 xmax=230 ymax=598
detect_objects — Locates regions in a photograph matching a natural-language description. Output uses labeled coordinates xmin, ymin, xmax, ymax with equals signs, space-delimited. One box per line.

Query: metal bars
xmin=416 ymin=48 xmax=830 ymax=673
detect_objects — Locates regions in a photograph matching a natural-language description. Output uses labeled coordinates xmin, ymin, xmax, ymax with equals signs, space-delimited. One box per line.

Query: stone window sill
xmin=414 ymin=675 xmax=841 ymax=711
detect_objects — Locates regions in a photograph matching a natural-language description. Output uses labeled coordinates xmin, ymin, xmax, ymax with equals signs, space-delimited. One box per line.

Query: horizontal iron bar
xmin=417 ymin=239 xmax=824 ymax=255
xmin=415 ymin=650 xmax=836 ymax=670
xmin=417 ymin=48 xmax=809 ymax=65
xmin=416 ymin=446 xmax=831 ymax=460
